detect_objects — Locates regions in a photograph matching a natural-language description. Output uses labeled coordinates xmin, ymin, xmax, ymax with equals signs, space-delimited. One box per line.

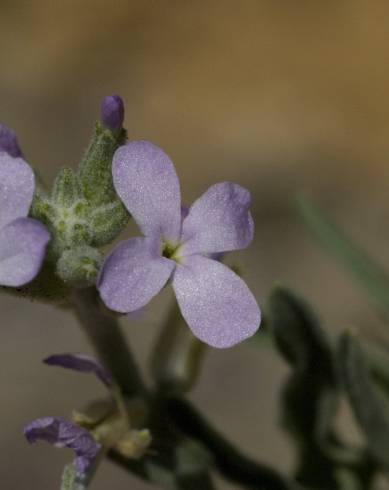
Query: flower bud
xmin=56 ymin=246 xmax=102 ymax=286
xmin=0 ymin=124 xmax=22 ymax=157
xmin=101 ymin=95 xmax=124 ymax=133
xmin=115 ymin=429 xmax=152 ymax=460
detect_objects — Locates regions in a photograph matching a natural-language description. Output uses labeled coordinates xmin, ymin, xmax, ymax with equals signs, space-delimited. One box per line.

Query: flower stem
xmin=150 ymin=300 xmax=206 ymax=395
xmin=165 ymin=397 xmax=298 ymax=490
xmin=71 ymin=287 xmax=146 ymax=397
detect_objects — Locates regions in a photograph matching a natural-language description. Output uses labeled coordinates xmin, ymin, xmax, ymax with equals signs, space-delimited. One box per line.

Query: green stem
xmin=71 ymin=287 xmax=146 ymax=397
xmin=108 ymin=450 xmax=216 ymax=490
xmin=150 ymin=300 xmax=206 ymax=395
xmin=165 ymin=397 xmax=298 ymax=490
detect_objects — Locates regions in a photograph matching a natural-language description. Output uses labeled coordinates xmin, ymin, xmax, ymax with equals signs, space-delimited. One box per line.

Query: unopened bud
xmin=0 ymin=124 xmax=22 ymax=157
xmin=101 ymin=95 xmax=124 ymax=133
xmin=56 ymin=246 xmax=102 ymax=286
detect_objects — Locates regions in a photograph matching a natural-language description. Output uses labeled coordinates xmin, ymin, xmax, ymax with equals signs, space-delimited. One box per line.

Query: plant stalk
xmin=71 ymin=287 xmax=146 ymax=397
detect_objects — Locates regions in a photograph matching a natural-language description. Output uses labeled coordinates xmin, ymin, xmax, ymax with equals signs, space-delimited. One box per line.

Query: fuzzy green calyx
xmin=56 ymin=246 xmax=102 ymax=287
xmin=52 ymin=167 xmax=83 ymax=207
xmin=29 ymin=121 xmax=130 ymax=287
xmin=78 ymin=122 xmax=126 ymax=205
xmin=31 ymin=170 xmax=91 ymax=257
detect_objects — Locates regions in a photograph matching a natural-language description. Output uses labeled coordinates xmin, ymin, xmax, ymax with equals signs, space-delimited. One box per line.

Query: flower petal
xmin=172 ymin=255 xmax=260 ymax=348
xmin=0 ymin=153 xmax=35 ymax=228
xmin=0 ymin=217 xmax=49 ymax=287
xmin=180 ymin=182 xmax=254 ymax=256
xmin=112 ymin=141 xmax=181 ymax=241
xmin=0 ymin=124 xmax=22 ymax=157
xmin=43 ymin=353 xmax=113 ymax=388
xmin=98 ymin=236 xmax=175 ymax=313
xmin=24 ymin=417 xmax=99 ymax=475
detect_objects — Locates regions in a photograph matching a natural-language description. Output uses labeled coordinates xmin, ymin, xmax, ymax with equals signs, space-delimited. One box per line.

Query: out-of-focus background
xmin=1 ymin=1 xmax=389 ymax=488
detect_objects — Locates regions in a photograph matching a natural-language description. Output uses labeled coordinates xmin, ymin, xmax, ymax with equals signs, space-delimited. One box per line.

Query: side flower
xmin=24 ymin=353 xmax=151 ymax=484
xmin=97 ymin=141 xmax=261 ymax=348
xmin=24 ymin=417 xmax=100 ymax=476
xmin=0 ymin=130 xmax=49 ymax=286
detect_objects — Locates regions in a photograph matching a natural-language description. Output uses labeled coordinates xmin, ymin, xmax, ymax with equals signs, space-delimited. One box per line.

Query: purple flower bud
xmin=43 ymin=353 xmax=113 ymax=388
xmin=101 ymin=95 xmax=124 ymax=133
xmin=24 ymin=417 xmax=99 ymax=475
xmin=0 ymin=124 xmax=22 ymax=157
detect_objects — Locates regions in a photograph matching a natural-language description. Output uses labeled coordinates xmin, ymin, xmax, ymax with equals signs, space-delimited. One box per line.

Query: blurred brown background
xmin=1 ymin=1 xmax=389 ymax=488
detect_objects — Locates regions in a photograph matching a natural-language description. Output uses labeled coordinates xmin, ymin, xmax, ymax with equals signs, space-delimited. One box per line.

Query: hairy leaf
xmin=339 ymin=333 xmax=389 ymax=472
xmin=269 ymin=287 xmax=339 ymax=488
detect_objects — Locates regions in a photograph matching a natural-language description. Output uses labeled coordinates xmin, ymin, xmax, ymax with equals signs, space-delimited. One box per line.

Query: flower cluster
xmin=0 ymin=95 xmax=260 ymax=348
xmin=0 ymin=94 xmax=263 ymax=488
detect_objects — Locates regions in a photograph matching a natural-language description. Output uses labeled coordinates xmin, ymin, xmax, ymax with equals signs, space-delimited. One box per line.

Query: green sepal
xmin=56 ymin=246 xmax=102 ymax=287
xmin=52 ymin=167 xmax=83 ymax=208
xmin=89 ymin=201 xmax=129 ymax=247
xmin=339 ymin=333 xmax=389 ymax=472
xmin=30 ymin=190 xmax=56 ymax=229
xmin=78 ymin=122 xmax=126 ymax=206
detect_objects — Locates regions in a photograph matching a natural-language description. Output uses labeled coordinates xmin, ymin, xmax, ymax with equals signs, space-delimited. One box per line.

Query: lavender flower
xmin=98 ymin=141 xmax=261 ymax=348
xmin=101 ymin=95 xmax=124 ymax=133
xmin=24 ymin=417 xmax=99 ymax=475
xmin=0 ymin=124 xmax=22 ymax=157
xmin=0 ymin=152 xmax=49 ymax=286
xmin=43 ymin=353 xmax=113 ymax=388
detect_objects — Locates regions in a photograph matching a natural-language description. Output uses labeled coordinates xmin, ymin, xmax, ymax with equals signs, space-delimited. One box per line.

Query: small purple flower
xmin=101 ymin=95 xmax=124 ymax=133
xmin=43 ymin=353 xmax=113 ymax=388
xmin=24 ymin=417 xmax=99 ymax=475
xmin=0 ymin=152 xmax=49 ymax=286
xmin=98 ymin=141 xmax=261 ymax=348
xmin=0 ymin=124 xmax=22 ymax=158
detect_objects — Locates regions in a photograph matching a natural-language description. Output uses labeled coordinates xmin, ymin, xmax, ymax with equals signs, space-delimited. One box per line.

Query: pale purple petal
xmin=98 ymin=236 xmax=175 ymax=313
xmin=172 ymin=255 xmax=260 ymax=348
xmin=43 ymin=353 xmax=113 ymax=388
xmin=101 ymin=95 xmax=124 ymax=133
xmin=112 ymin=141 xmax=182 ymax=241
xmin=24 ymin=417 xmax=99 ymax=474
xmin=0 ymin=153 xmax=35 ymax=228
xmin=180 ymin=182 xmax=254 ymax=256
xmin=0 ymin=217 xmax=49 ymax=287
xmin=0 ymin=124 xmax=22 ymax=157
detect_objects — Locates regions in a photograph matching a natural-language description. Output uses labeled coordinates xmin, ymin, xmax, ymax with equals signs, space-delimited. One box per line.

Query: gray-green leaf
xmin=339 ymin=333 xmax=389 ymax=472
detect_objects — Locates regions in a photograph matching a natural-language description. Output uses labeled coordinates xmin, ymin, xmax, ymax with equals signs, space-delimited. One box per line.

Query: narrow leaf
xmin=297 ymin=195 xmax=389 ymax=318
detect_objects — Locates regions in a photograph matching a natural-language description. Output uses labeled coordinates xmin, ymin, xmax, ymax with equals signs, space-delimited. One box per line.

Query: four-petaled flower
xmin=98 ymin=141 xmax=261 ymax=348
xmin=0 ymin=135 xmax=49 ymax=287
